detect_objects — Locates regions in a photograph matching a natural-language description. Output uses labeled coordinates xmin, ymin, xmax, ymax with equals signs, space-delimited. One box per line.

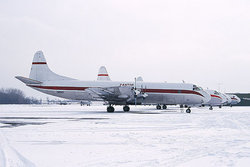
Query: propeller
xmin=133 ymin=77 xmax=148 ymax=106
xmin=134 ymin=77 xmax=137 ymax=106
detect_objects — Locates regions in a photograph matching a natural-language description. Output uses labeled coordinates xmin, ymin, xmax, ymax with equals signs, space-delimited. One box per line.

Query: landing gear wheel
xmin=219 ymin=105 xmax=222 ymax=108
xmin=209 ymin=106 xmax=213 ymax=110
xmin=123 ymin=105 xmax=130 ymax=112
xmin=163 ymin=105 xmax=167 ymax=109
xmin=107 ymin=106 xmax=115 ymax=113
xmin=156 ymin=105 xmax=161 ymax=110
xmin=186 ymin=108 xmax=191 ymax=113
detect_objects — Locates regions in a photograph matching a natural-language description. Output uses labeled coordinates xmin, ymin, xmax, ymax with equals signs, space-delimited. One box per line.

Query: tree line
xmin=0 ymin=88 xmax=41 ymax=104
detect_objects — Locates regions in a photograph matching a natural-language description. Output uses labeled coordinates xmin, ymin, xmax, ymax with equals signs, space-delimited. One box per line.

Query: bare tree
xmin=0 ymin=88 xmax=40 ymax=104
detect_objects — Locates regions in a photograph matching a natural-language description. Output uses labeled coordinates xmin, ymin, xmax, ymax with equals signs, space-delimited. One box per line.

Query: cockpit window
xmin=214 ymin=91 xmax=219 ymax=95
xmin=193 ymin=85 xmax=201 ymax=91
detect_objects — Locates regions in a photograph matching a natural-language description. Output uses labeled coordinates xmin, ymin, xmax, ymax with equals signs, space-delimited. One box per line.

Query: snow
xmin=1 ymin=105 xmax=250 ymax=167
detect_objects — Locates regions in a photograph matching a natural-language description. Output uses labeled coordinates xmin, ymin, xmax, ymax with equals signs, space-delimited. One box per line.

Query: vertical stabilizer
xmin=29 ymin=51 xmax=73 ymax=82
xmin=97 ymin=66 xmax=111 ymax=81
xmin=136 ymin=76 xmax=143 ymax=82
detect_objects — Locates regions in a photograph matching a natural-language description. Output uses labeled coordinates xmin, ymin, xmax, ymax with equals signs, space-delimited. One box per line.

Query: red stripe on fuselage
xmin=98 ymin=74 xmax=109 ymax=76
xmin=29 ymin=85 xmax=88 ymax=91
xmin=143 ymin=89 xmax=204 ymax=97
xmin=211 ymin=94 xmax=222 ymax=99
xmin=32 ymin=62 xmax=47 ymax=64
xmin=29 ymin=85 xmax=203 ymax=97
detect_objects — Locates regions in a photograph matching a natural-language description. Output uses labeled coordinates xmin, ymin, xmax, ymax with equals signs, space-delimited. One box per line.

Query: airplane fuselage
xmin=27 ymin=80 xmax=210 ymax=105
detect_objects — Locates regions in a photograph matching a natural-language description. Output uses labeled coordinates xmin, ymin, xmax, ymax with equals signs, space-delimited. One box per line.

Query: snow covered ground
xmin=0 ymin=105 xmax=250 ymax=167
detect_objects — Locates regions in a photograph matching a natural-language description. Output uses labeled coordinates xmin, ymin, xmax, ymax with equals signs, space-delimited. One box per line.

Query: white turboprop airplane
xmin=227 ymin=94 xmax=241 ymax=106
xmin=221 ymin=93 xmax=232 ymax=106
xmin=203 ymin=90 xmax=241 ymax=110
xmin=203 ymin=89 xmax=225 ymax=110
xmin=16 ymin=51 xmax=211 ymax=113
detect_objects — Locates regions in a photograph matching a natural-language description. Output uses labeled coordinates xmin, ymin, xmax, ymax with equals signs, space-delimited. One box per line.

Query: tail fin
xmin=97 ymin=66 xmax=111 ymax=81
xmin=29 ymin=51 xmax=74 ymax=82
xmin=136 ymin=76 xmax=143 ymax=82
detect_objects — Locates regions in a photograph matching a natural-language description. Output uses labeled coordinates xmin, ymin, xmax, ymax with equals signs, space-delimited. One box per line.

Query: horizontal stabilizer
xmin=15 ymin=76 xmax=42 ymax=85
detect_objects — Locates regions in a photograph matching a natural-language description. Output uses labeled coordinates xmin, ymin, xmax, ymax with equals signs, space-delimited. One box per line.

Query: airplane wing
xmin=86 ymin=86 xmax=148 ymax=105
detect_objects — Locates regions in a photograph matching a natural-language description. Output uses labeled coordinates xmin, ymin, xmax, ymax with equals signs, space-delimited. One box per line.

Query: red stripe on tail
xmin=98 ymin=74 xmax=109 ymax=76
xmin=32 ymin=62 xmax=47 ymax=64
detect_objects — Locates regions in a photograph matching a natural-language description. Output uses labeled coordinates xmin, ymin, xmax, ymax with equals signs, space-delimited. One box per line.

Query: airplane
xmin=227 ymin=94 xmax=241 ymax=106
xmin=220 ymin=93 xmax=232 ymax=106
xmin=203 ymin=90 xmax=241 ymax=110
xmin=16 ymin=51 xmax=211 ymax=113
xmin=203 ymin=89 xmax=226 ymax=110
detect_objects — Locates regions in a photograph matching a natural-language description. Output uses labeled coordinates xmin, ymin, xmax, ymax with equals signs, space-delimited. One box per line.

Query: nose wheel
xmin=186 ymin=108 xmax=191 ymax=113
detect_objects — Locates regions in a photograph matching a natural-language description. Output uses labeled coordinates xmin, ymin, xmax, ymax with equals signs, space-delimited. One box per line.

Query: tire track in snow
xmin=0 ymin=131 xmax=35 ymax=167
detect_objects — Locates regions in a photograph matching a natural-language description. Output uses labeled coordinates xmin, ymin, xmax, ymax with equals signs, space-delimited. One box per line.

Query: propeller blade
xmin=134 ymin=77 xmax=137 ymax=106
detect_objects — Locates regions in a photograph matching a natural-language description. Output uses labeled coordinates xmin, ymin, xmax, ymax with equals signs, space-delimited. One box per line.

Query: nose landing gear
xmin=186 ymin=107 xmax=191 ymax=113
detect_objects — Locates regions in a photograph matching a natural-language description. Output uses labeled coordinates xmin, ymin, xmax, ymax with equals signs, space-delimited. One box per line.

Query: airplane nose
xmin=237 ymin=97 xmax=241 ymax=103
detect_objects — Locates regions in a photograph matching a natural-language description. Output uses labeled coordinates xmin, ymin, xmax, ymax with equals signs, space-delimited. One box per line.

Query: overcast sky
xmin=0 ymin=0 xmax=250 ymax=99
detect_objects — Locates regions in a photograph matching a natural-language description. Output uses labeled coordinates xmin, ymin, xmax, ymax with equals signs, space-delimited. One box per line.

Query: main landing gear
xmin=156 ymin=104 xmax=167 ymax=110
xmin=123 ymin=105 xmax=130 ymax=112
xmin=107 ymin=105 xmax=115 ymax=112
xmin=106 ymin=105 xmax=130 ymax=112
xmin=209 ymin=106 xmax=213 ymax=110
